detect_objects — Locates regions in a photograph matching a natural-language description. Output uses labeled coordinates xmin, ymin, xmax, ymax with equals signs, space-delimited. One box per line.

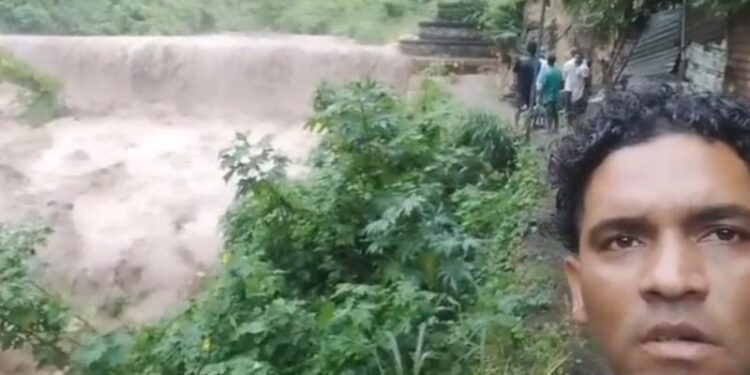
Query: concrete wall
xmin=685 ymin=41 xmax=728 ymax=93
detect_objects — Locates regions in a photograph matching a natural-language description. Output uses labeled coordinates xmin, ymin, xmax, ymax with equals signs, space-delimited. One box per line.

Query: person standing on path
xmin=538 ymin=55 xmax=563 ymax=132
xmin=560 ymin=50 xmax=577 ymax=110
xmin=561 ymin=51 xmax=589 ymax=126
xmin=513 ymin=41 xmax=541 ymax=126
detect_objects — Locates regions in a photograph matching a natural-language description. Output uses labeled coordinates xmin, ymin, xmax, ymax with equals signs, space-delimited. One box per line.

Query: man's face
xmin=565 ymin=133 xmax=750 ymax=375
xmin=574 ymin=54 xmax=584 ymax=66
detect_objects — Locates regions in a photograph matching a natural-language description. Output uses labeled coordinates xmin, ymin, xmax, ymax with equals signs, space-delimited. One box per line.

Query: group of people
xmin=513 ymin=41 xmax=591 ymax=132
xmin=509 ymin=32 xmax=750 ymax=375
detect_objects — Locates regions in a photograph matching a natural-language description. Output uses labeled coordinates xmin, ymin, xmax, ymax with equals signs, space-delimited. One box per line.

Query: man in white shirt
xmin=561 ymin=51 xmax=589 ymax=126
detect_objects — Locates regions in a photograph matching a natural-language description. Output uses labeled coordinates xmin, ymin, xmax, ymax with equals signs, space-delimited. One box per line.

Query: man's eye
xmin=699 ymin=228 xmax=747 ymax=244
xmin=603 ymin=235 xmax=643 ymax=251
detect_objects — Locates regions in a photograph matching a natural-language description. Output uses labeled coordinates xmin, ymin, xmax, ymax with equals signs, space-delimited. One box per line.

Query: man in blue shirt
xmin=538 ymin=55 xmax=563 ymax=132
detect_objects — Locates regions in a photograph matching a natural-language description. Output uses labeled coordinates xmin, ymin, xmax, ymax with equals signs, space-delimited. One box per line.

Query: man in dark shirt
xmin=513 ymin=41 xmax=541 ymax=124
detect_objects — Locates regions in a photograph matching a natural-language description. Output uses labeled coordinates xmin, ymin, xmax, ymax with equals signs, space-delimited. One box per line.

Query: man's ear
xmin=565 ymin=256 xmax=588 ymax=325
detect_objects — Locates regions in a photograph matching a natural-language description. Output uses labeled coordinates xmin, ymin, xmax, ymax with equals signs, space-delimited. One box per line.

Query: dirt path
xmin=441 ymin=74 xmax=613 ymax=375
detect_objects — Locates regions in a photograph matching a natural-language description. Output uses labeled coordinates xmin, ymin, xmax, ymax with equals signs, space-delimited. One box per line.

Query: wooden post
xmin=679 ymin=0 xmax=688 ymax=80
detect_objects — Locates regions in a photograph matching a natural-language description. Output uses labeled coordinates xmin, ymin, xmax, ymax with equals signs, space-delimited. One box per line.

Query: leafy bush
xmin=0 ymin=224 xmax=77 ymax=368
xmin=562 ymin=0 xmax=750 ymax=39
xmin=0 ymin=0 xmax=222 ymax=35
xmin=0 ymin=0 xmax=437 ymax=42
xmin=478 ymin=0 xmax=524 ymax=44
xmin=0 ymin=49 xmax=64 ymax=126
xmin=432 ymin=0 xmax=524 ymax=51
xmin=436 ymin=2 xmax=486 ymax=25
xmin=0 ymin=0 xmax=526 ymax=43
xmin=449 ymin=111 xmax=516 ymax=174
xmin=0 ymin=79 xmax=569 ymax=374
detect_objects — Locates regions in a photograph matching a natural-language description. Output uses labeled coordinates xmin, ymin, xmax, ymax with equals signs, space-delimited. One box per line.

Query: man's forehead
xmin=581 ymin=134 xmax=750 ymax=225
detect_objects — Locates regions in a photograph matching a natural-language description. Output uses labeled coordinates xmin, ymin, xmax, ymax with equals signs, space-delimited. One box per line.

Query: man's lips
xmin=643 ymin=322 xmax=712 ymax=344
xmin=641 ymin=322 xmax=719 ymax=361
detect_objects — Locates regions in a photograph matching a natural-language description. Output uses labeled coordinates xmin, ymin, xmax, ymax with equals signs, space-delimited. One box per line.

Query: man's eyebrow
xmin=586 ymin=216 xmax=652 ymax=246
xmin=584 ymin=206 xmax=750 ymax=247
xmin=685 ymin=205 xmax=750 ymax=225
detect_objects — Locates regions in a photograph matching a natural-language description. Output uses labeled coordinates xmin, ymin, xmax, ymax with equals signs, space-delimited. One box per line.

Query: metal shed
xmin=623 ymin=8 xmax=682 ymax=79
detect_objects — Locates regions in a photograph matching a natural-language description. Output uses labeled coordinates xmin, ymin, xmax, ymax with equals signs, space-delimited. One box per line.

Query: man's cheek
xmin=708 ymin=278 xmax=750 ymax=368
xmin=581 ymin=282 xmax=636 ymax=349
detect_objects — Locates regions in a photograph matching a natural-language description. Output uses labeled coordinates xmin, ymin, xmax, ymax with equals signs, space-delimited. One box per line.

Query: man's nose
xmin=638 ymin=233 xmax=709 ymax=302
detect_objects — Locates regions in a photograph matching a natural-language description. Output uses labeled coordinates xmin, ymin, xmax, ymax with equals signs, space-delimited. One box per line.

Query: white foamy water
xmin=0 ymin=34 xmax=411 ymax=331
xmin=0 ymin=34 xmax=411 ymax=120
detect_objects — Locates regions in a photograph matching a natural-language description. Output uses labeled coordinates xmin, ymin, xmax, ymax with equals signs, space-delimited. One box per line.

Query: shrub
xmin=0 ymin=79 xmax=569 ymax=374
xmin=478 ymin=0 xmax=524 ymax=45
xmin=0 ymin=0 xmax=438 ymax=42
xmin=0 ymin=224 xmax=73 ymax=368
xmin=0 ymin=49 xmax=64 ymax=126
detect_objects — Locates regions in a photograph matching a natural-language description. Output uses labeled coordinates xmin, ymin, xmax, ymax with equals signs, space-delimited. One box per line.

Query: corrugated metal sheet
xmin=727 ymin=7 xmax=750 ymax=99
xmin=686 ymin=7 xmax=726 ymax=46
xmin=623 ymin=8 xmax=681 ymax=78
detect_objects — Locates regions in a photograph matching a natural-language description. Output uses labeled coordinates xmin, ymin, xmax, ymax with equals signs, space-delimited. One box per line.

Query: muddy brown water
xmin=0 ymin=34 xmax=413 ymax=374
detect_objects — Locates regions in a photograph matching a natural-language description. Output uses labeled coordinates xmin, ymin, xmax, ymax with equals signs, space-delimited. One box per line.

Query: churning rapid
xmin=0 ymin=34 xmax=412 ymax=325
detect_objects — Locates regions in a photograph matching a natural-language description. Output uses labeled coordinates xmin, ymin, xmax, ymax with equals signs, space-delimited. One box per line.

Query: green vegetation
xmin=563 ymin=0 xmax=750 ymax=38
xmin=0 ymin=49 xmax=64 ymax=126
xmin=240 ymin=0 xmax=436 ymax=42
xmin=0 ymin=0 xmax=525 ymax=44
xmin=477 ymin=0 xmax=525 ymax=51
xmin=432 ymin=0 xmax=524 ymax=50
xmin=0 ymin=80 xmax=569 ymax=374
xmin=0 ymin=0 xmax=435 ymax=43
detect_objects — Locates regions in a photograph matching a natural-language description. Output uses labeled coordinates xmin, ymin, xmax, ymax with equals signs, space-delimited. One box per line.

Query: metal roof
xmin=623 ymin=8 xmax=682 ymax=78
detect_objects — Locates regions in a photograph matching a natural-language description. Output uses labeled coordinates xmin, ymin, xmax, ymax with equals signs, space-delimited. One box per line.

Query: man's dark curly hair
xmin=549 ymin=82 xmax=750 ymax=252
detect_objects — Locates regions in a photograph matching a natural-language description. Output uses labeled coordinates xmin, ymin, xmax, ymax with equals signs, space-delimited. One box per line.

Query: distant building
xmin=616 ymin=3 xmax=750 ymax=100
